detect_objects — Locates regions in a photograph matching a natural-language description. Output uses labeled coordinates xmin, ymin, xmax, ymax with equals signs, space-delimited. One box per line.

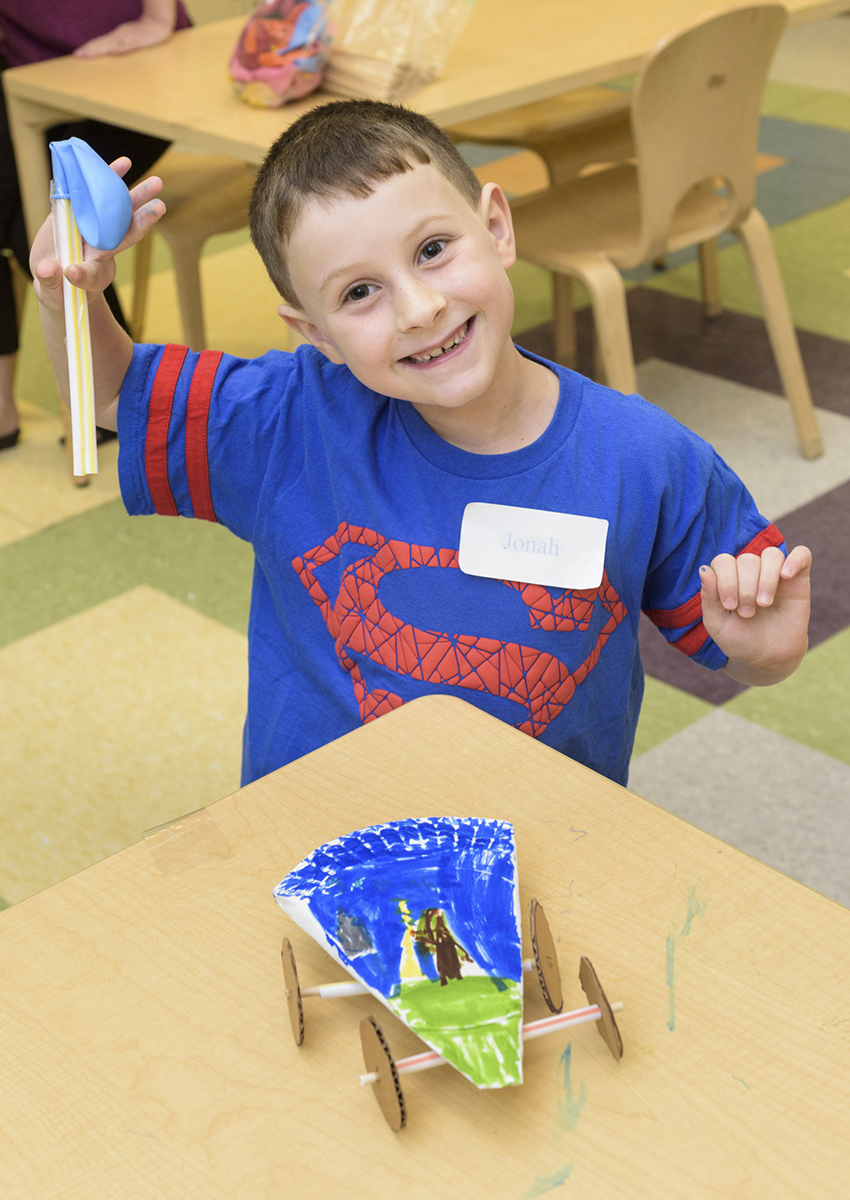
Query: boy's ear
xmin=277 ymin=304 xmax=345 ymax=365
xmin=479 ymin=182 xmax=517 ymax=271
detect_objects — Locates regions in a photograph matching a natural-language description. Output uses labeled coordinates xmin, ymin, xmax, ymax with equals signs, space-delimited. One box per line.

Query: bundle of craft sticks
xmin=323 ymin=50 xmax=438 ymax=101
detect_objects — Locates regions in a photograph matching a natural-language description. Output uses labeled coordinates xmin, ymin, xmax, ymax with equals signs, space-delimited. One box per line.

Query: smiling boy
xmin=31 ymin=100 xmax=811 ymax=788
xmin=265 ymin=147 xmax=558 ymax=453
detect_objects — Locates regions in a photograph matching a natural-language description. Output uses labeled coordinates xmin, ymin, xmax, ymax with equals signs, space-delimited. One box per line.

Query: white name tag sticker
xmin=459 ymin=503 xmax=608 ymax=590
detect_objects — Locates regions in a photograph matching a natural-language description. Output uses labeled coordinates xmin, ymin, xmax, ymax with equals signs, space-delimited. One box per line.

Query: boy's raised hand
xmin=32 ymin=158 xmax=166 ymax=428
xmin=700 ymin=544 xmax=812 ymax=686
xmin=30 ymin=158 xmax=165 ymax=310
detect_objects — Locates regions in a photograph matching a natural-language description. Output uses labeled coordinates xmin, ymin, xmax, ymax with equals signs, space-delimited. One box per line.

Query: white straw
xmin=302 ymin=981 xmax=370 ymax=999
xmin=359 ymin=1001 xmax=623 ymax=1085
xmin=53 ymin=196 xmax=97 ymax=476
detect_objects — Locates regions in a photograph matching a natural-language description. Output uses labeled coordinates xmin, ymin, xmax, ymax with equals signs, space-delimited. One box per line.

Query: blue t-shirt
xmin=118 ymin=342 xmax=782 ymax=786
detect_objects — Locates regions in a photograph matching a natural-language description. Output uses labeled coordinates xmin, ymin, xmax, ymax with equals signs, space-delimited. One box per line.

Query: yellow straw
xmin=53 ymin=196 xmax=98 ymax=476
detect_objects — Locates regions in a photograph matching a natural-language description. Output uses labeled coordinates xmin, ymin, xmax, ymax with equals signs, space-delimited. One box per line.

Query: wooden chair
xmin=509 ymin=4 xmax=823 ymax=459
xmin=448 ymin=84 xmax=722 ymax=369
xmin=448 ymin=88 xmax=632 ymax=370
xmin=447 ymin=86 xmax=634 ymax=188
xmin=131 ymin=149 xmax=257 ymax=351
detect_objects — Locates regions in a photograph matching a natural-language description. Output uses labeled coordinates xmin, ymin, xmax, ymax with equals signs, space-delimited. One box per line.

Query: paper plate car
xmin=274 ymin=816 xmax=623 ymax=1128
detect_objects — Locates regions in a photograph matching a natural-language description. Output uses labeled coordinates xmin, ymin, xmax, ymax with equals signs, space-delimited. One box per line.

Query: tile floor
xmin=1 ymin=17 xmax=848 ymax=908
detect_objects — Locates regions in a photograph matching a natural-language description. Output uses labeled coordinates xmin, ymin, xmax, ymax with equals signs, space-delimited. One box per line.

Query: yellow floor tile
xmin=0 ymin=585 xmax=248 ymax=903
xmin=0 ymin=402 xmax=121 ymax=548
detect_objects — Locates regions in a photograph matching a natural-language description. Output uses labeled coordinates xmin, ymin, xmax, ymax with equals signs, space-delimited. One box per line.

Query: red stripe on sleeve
xmin=673 ymin=622 xmax=710 ymax=657
xmin=645 ymin=592 xmax=702 ymax=631
xmin=185 ymin=350 xmax=222 ymax=523
xmin=144 ymin=344 xmax=188 ymax=516
xmin=739 ymin=522 xmax=785 ymax=558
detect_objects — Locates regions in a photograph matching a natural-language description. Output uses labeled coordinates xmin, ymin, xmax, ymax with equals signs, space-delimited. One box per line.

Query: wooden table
xmin=4 ymin=0 xmax=848 ymax=240
xmin=0 ymin=694 xmax=847 ymax=1198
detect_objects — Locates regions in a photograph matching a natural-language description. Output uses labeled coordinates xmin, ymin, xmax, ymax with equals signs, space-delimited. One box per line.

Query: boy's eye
xmin=420 ymin=239 xmax=445 ymax=262
xmin=344 ymin=283 xmax=374 ymax=303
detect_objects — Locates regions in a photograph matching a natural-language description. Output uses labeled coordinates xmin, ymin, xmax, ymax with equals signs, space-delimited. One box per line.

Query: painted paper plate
xmin=274 ymin=817 xmax=524 ymax=1088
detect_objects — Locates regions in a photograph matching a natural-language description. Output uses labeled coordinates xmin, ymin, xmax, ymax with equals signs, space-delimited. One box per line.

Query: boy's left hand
xmin=700 ymin=545 xmax=812 ymax=686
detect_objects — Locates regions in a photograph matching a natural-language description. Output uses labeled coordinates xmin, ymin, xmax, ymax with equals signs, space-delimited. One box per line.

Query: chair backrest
xmin=630 ymin=3 xmax=786 ymax=263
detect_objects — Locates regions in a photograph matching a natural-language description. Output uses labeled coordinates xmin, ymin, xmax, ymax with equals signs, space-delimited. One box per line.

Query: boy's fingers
xmin=705 ymin=553 xmax=738 ymax=611
xmin=755 ymin=546 xmax=785 ymax=607
xmin=108 ymin=156 xmax=133 ymax=179
xmin=34 ymin=255 xmax=62 ymax=285
xmin=699 ymin=562 xmax=724 ymax=627
xmin=128 ymin=174 xmax=164 ymax=207
xmin=65 ymin=258 xmax=116 ymax=293
xmin=117 ymin=197 xmax=166 ymax=254
xmin=32 ymin=257 xmax=66 ymax=303
xmin=701 ymin=546 xmax=812 ymax=626
xmin=730 ymin=552 xmax=761 ymax=617
xmin=781 ymin=544 xmax=813 ymax=579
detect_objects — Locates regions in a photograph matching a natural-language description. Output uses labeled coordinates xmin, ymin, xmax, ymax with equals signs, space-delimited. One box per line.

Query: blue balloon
xmin=49 ymin=137 xmax=133 ymax=251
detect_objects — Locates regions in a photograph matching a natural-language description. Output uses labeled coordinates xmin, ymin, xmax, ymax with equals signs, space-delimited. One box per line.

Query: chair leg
xmin=552 ymin=275 xmax=577 ymax=368
xmin=698 ymin=238 xmax=722 ymax=319
xmin=735 ymin=209 xmax=823 ymax=459
xmin=571 ymin=253 xmax=637 ymax=396
xmin=166 ymin=238 xmax=207 ymax=352
xmin=131 ymin=235 xmax=154 ymax=342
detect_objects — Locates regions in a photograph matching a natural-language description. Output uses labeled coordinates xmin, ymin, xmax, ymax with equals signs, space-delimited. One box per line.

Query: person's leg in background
xmin=0 ymin=63 xmax=28 ymax=446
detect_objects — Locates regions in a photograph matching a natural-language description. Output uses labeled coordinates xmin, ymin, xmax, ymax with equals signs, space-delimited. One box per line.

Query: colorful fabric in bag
xmin=229 ymin=0 xmax=331 ymax=107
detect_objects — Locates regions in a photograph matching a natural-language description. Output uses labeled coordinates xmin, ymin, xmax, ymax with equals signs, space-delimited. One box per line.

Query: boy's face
xmin=278 ymin=164 xmax=518 ymax=423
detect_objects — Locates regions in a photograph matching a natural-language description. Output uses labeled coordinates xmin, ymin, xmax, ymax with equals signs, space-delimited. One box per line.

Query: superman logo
xmin=292 ymin=522 xmax=627 ymax=738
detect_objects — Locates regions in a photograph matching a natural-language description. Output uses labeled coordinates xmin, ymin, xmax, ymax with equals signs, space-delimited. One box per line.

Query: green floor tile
xmin=16 ymin=291 xmax=61 ymax=415
xmin=762 ymin=80 xmax=850 ymax=132
xmin=643 ymin=197 xmax=850 ymax=342
xmin=509 ymin=260 xmax=553 ymax=335
xmin=0 ymin=500 xmax=253 ymax=649
xmin=724 ymin=627 xmax=850 ymax=766
xmin=632 ymin=676 xmax=714 ymax=758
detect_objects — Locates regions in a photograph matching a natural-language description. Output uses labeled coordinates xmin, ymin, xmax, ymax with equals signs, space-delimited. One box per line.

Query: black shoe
xmin=0 ymin=428 xmax=19 ymax=451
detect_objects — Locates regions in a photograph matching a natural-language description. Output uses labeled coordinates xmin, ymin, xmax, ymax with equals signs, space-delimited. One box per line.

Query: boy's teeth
xmin=409 ymin=323 xmax=467 ymax=362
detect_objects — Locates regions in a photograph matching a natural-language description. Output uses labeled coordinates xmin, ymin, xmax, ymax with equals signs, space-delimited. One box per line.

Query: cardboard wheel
xmin=579 ymin=956 xmax=623 ymax=1060
xmin=281 ymin=936 xmax=305 ymax=1046
xmin=360 ymin=1016 xmax=406 ymax=1131
xmin=530 ymin=899 xmax=563 ymax=1013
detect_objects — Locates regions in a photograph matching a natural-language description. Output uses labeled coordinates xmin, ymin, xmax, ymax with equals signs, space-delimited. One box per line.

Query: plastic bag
xmin=229 ymin=0 xmax=332 ymax=108
xmin=323 ymin=0 xmax=475 ymax=102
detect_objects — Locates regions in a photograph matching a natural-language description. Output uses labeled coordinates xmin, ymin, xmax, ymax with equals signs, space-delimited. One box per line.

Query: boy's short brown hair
xmin=249 ymin=99 xmax=483 ymax=305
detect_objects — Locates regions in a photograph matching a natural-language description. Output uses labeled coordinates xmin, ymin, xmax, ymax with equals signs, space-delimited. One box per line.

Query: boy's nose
xmin=395 ymin=275 xmax=446 ymax=331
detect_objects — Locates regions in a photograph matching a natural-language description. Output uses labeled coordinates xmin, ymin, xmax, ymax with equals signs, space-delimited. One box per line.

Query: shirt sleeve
xmin=118 ymin=343 xmax=300 ymax=542
xmin=640 ymin=436 xmax=785 ymax=670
